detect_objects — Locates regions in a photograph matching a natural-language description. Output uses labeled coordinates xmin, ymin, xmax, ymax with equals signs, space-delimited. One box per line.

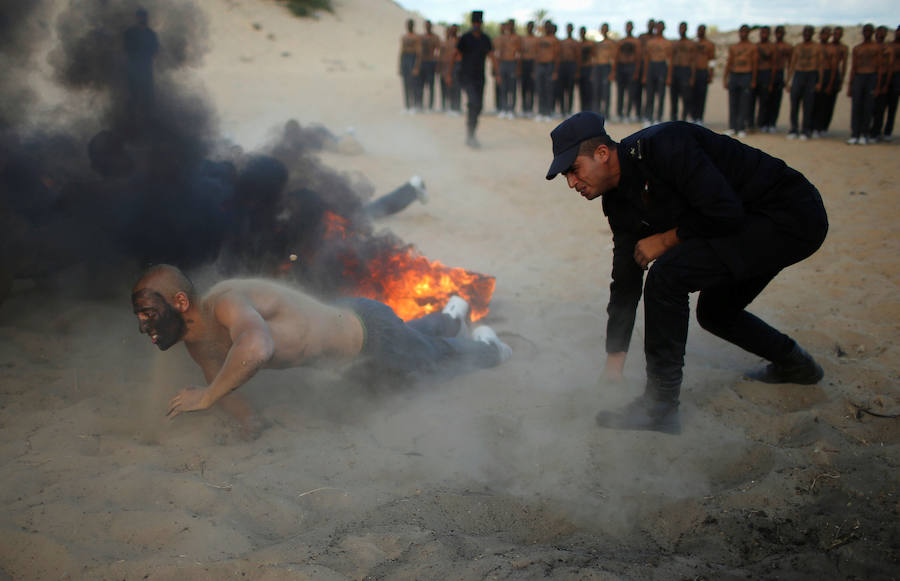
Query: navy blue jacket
xmin=602 ymin=121 xmax=826 ymax=353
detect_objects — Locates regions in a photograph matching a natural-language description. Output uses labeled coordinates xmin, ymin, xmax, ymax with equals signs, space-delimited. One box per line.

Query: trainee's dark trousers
xmin=789 ymin=70 xmax=818 ymax=136
xmin=871 ymin=83 xmax=889 ymax=139
xmin=690 ymin=69 xmax=709 ymax=122
xmin=579 ymin=64 xmax=594 ymax=112
xmin=728 ymin=72 xmax=753 ymax=131
xmin=535 ymin=61 xmax=555 ymax=116
xmin=755 ymin=69 xmax=773 ymax=128
xmin=363 ymin=182 xmax=420 ymax=219
xmin=616 ymin=63 xmax=639 ymax=119
xmin=558 ymin=60 xmax=577 ymax=115
xmin=440 ymin=65 xmax=461 ymax=112
xmin=400 ymin=53 xmax=419 ymax=110
xmin=885 ymin=72 xmax=900 ymax=137
xmin=463 ymin=77 xmax=485 ymax=136
xmin=636 ymin=62 xmax=645 ymax=118
xmin=812 ymin=70 xmax=835 ymax=133
xmin=642 ymin=175 xmax=828 ymax=402
xmin=498 ymin=60 xmax=518 ymax=113
xmin=338 ymin=298 xmax=501 ymax=380
xmin=593 ymin=64 xmax=612 ymax=117
xmin=768 ymin=70 xmax=786 ymax=129
xmin=520 ymin=59 xmax=535 ymax=114
xmin=418 ymin=60 xmax=436 ymax=110
xmin=850 ymin=72 xmax=877 ymax=139
xmin=643 ymin=62 xmax=668 ymax=121
xmin=669 ymin=65 xmax=692 ymax=121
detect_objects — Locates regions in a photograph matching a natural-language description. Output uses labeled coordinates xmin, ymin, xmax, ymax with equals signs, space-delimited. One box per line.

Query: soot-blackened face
xmin=132 ymin=289 xmax=186 ymax=351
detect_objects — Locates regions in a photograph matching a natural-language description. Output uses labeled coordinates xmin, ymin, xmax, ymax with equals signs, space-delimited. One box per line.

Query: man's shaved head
xmin=133 ymin=264 xmax=195 ymax=303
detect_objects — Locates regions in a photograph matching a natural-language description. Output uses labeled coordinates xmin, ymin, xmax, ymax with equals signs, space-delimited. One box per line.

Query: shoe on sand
xmin=442 ymin=295 xmax=469 ymax=338
xmin=471 ymin=325 xmax=512 ymax=362
xmin=745 ymin=343 xmax=824 ymax=385
xmin=595 ymin=396 xmax=681 ymax=435
xmin=409 ymin=175 xmax=428 ymax=204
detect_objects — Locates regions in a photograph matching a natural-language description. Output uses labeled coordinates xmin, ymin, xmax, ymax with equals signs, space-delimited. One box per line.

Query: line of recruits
xmin=400 ymin=18 xmax=900 ymax=146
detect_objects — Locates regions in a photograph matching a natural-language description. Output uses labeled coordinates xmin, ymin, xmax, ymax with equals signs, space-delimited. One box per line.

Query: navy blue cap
xmin=545 ymin=112 xmax=607 ymax=180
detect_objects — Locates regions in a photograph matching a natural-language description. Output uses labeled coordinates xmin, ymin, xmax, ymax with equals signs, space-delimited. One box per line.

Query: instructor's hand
xmin=603 ymin=352 xmax=627 ymax=384
xmin=167 ymin=387 xmax=211 ymax=419
xmin=634 ymin=228 xmax=680 ymax=269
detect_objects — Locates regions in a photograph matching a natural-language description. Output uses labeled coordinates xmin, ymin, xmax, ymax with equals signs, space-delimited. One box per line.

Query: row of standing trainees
xmin=724 ymin=23 xmax=899 ymax=143
xmin=400 ymin=18 xmax=900 ymax=144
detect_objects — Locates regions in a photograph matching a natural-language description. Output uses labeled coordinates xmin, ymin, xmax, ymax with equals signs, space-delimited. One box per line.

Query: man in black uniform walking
xmin=545 ymin=112 xmax=828 ymax=434
xmin=455 ymin=10 xmax=499 ymax=148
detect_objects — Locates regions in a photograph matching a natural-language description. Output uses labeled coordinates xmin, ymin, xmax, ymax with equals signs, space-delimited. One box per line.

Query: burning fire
xmin=320 ymin=211 xmax=495 ymax=321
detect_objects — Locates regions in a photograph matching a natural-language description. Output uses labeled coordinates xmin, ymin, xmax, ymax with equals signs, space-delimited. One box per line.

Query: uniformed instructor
xmin=545 ymin=112 xmax=828 ymax=434
xmin=454 ymin=10 xmax=499 ymax=148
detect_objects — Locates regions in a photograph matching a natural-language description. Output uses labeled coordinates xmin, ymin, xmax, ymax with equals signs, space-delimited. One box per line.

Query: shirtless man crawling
xmin=132 ymin=265 xmax=511 ymax=430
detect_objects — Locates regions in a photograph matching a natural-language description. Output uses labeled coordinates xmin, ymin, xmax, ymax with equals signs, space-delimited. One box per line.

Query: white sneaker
xmin=724 ymin=128 xmax=736 ymax=136
xmin=442 ymin=295 xmax=469 ymax=320
xmin=409 ymin=175 xmax=428 ymax=204
xmin=799 ymin=134 xmax=808 ymax=141
xmin=787 ymin=132 xmax=798 ymax=140
xmin=846 ymin=137 xmax=858 ymax=145
xmin=471 ymin=325 xmax=512 ymax=362
xmin=442 ymin=295 xmax=470 ymax=338
xmin=737 ymin=130 xmax=747 ymax=138
xmin=859 ymin=137 xmax=869 ymax=145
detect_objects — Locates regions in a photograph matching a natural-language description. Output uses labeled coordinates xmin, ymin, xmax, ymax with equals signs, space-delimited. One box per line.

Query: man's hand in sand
xmin=167 ymin=386 xmax=211 ymax=419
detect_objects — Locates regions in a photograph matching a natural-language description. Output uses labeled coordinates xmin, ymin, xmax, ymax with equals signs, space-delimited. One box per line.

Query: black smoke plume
xmin=0 ymin=0 xmax=404 ymax=305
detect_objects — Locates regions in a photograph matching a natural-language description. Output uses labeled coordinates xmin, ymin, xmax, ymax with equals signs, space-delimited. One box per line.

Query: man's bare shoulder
xmin=204 ymin=279 xmax=322 ymax=314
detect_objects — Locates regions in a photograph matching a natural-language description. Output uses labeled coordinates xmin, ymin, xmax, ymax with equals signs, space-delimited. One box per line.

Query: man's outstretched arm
xmin=167 ymin=295 xmax=275 ymax=418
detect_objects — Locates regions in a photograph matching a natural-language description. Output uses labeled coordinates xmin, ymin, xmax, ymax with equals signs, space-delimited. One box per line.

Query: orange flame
xmin=321 ymin=211 xmax=494 ymax=321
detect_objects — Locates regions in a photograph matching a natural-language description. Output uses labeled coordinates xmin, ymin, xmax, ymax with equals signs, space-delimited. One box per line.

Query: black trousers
xmin=521 ymin=59 xmax=535 ymax=114
xmin=536 ymin=61 xmax=555 ymax=116
xmin=498 ymin=60 xmax=517 ymax=112
xmin=579 ymin=65 xmax=594 ymax=112
xmin=616 ymin=62 xmax=639 ymax=118
xmin=728 ymin=72 xmax=753 ymax=131
xmin=768 ymin=70 xmax=785 ymax=128
xmin=812 ymin=70 xmax=835 ymax=132
xmin=641 ymin=177 xmax=828 ymax=402
xmin=558 ymin=60 xmax=577 ymax=115
xmin=593 ymin=64 xmax=612 ymax=116
xmin=850 ymin=73 xmax=878 ymax=139
xmin=690 ymin=69 xmax=709 ymax=121
xmin=643 ymin=62 xmax=668 ymax=121
xmin=441 ymin=63 xmax=462 ymax=112
xmin=669 ymin=65 xmax=692 ymax=121
xmin=418 ymin=60 xmax=437 ymax=110
xmin=363 ymin=182 xmax=420 ymax=219
xmin=400 ymin=53 xmax=419 ymax=109
xmin=339 ymin=298 xmax=500 ymax=380
xmin=463 ymin=77 xmax=485 ymax=135
xmin=885 ymin=72 xmax=900 ymax=137
xmin=754 ymin=69 xmax=773 ymax=128
xmin=789 ymin=70 xmax=818 ymax=136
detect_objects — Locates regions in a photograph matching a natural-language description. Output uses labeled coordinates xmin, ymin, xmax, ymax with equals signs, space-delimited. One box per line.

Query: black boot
xmin=745 ymin=342 xmax=824 ymax=384
xmin=595 ymin=394 xmax=681 ymax=435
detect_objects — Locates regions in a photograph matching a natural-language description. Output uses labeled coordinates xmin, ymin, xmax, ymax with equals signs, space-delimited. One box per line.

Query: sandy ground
xmin=1 ymin=1 xmax=898 ymax=579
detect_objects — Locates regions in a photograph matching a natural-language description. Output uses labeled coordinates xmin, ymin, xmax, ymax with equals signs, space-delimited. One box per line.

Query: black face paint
xmin=132 ymin=289 xmax=186 ymax=351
